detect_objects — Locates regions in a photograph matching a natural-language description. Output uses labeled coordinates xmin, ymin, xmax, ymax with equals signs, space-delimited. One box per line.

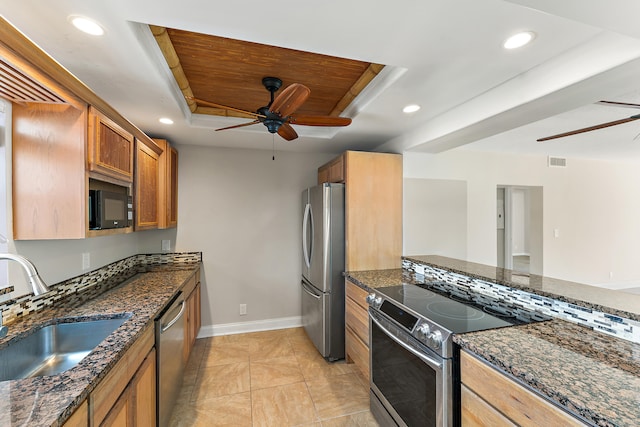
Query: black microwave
xmin=89 ymin=190 xmax=133 ymax=229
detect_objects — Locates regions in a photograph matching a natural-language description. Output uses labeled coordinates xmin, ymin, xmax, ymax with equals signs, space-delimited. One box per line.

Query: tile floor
xmin=169 ymin=327 xmax=380 ymax=427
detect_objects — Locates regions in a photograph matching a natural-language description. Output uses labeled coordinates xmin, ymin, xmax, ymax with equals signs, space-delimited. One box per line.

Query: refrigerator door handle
xmin=302 ymin=202 xmax=313 ymax=269
xmin=301 ymin=280 xmax=322 ymax=299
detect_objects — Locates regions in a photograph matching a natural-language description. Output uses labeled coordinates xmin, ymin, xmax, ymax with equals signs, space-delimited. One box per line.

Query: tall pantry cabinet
xmin=317 ymin=150 xmax=402 ymax=379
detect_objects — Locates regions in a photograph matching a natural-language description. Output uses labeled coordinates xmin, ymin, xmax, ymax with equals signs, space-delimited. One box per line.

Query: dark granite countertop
xmin=405 ymin=255 xmax=640 ymax=321
xmin=344 ymin=267 xmax=640 ymax=427
xmin=344 ymin=268 xmax=406 ymax=290
xmin=0 ymin=263 xmax=200 ymax=427
xmin=454 ymin=321 xmax=640 ymax=427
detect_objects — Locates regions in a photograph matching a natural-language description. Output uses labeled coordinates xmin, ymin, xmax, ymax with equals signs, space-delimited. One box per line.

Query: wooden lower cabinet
xmin=345 ymin=280 xmax=370 ymax=380
xmin=90 ymin=325 xmax=155 ymax=426
xmin=183 ymin=273 xmax=202 ymax=364
xmin=63 ymin=400 xmax=88 ymax=427
xmin=460 ymin=350 xmax=587 ymax=427
xmin=98 ymin=349 xmax=155 ymax=427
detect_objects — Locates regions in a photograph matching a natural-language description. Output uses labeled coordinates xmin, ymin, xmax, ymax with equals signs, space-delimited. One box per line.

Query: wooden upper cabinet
xmin=318 ymin=151 xmax=402 ymax=271
xmin=12 ymin=102 xmax=88 ymax=240
xmin=88 ymin=106 xmax=134 ymax=183
xmin=134 ymin=138 xmax=162 ymax=230
xmin=153 ymin=138 xmax=179 ymax=229
xmin=317 ymin=154 xmax=345 ymax=184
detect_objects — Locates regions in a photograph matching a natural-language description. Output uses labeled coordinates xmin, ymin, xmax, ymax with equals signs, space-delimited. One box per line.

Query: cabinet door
xmin=63 ymin=400 xmax=88 ymax=427
xmin=345 ymin=280 xmax=370 ymax=380
xmin=100 ymin=388 xmax=129 ymax=427
xmin=183 ymin=283 xmax=201 ymax=363
xmin=130 ymin=348 xmax=156 ymax=427
xmin=194 ymin=283 xmax=201 ymax=337
xmin=135 ymin=138 xmax=162 ymax=230
xmin=154 ymin=138 xmax=179 ymax=229
xmin=88 ymin=107 xmax=134 ymax=182
xmin=12 ymin=102 xmax=87 ymax=240
xmin=166 ymin=145 xmax=179 ymax=228
xmin=317 ymin=154 xmax=344 ymax=184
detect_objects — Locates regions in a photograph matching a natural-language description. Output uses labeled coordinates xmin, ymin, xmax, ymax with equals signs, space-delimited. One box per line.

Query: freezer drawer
xmin=301 ymin=279 xmax=329 ymax=357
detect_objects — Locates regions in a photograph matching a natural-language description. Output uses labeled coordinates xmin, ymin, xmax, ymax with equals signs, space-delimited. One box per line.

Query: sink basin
xmin=0 ymin=316 xmax=129 ymax=381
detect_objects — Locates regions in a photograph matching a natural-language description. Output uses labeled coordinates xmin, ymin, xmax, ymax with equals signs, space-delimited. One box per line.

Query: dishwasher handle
xmin=161 ymin=299 xmax=186 ymax=333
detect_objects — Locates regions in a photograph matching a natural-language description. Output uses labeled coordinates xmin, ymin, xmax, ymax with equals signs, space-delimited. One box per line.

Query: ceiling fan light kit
xmin=188 ymin=76 xmax=352 ymax=141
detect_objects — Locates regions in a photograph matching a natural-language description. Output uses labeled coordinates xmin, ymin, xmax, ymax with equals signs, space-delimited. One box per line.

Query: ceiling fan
xmin=187 ymin=77 xmax=352 ymax=141
xmin=537 ymin=100 xmax=640 ymax=142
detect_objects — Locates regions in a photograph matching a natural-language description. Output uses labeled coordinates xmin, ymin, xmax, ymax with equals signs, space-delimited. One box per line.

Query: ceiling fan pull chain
xmin=272 ymin=134 xmax=275 ymax=160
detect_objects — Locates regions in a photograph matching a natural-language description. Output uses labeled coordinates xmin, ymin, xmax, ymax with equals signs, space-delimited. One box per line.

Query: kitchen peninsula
xmin=345 ymin=255 xmax=640 ymax=427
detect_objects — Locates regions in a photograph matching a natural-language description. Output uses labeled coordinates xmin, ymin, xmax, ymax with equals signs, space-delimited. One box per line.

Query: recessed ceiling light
xmin=503 ymin=31 xmax=535 ymax=50
xmin=69 ymin=15 xmax=104 ymax=36
xmin=159 ymin=118 xmax=174 ymax=125
xmin=403 ymin=104 xmax=421 ymax=114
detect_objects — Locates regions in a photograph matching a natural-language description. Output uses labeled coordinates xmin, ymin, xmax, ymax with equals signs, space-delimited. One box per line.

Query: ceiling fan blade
xmin=597 ymin=100 xmax=640 ymax=109
xmin=269 ymin=83 xmax=310 ymax=117
xmin=186 ymin=96 xmax=265 ymax=118
xmin=277 ymin=123 xmax=298 ymax=141
xmin=288 ymin=114 xmax=352 ymax=127
xmin=537 ymin=115 xmax=640 ymax=142
xmin=215 ymin=120 xmax=261 ymax=132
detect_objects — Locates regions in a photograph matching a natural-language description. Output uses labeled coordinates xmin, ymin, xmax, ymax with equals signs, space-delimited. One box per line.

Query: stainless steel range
xmin=367 ymin=282 xmax=549 ymax=427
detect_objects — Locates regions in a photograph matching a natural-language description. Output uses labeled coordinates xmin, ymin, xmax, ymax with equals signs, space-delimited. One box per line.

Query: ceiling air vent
xmin=0 ymin=58 xmax=67 ymax=104
xmin=547 ymin=156 xmax=567 ymax=168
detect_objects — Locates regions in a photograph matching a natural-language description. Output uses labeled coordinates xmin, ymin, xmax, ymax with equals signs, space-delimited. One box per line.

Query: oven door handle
xmin=370 ymin=310 xmax=443 ymax=371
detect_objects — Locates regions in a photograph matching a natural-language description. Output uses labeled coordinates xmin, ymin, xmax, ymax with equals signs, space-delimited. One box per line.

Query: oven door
xmin=369 ymin=309 xmax=452 ymax=427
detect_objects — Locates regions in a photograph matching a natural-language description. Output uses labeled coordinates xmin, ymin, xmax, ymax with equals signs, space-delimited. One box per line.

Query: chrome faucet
xmin=0 ymin=253 xmax=50 ymax=296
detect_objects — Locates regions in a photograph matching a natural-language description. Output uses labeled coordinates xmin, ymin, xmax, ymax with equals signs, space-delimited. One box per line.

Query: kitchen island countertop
xmin=0 ymin=263 xmax=200 ymax=427
xmin=344 ymin=268 xmax=640 ymax=427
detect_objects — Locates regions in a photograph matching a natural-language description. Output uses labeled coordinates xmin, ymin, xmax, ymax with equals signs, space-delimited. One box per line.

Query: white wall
xmin=404 ymin=149 xmax=640 ymax=287
xmin=403 ymin=178 xmax=467 ymax=259
xmin=10 ymin=233 xmax=163 ymax=294
xmin=170 ymin=145 xmax=331 ymax=332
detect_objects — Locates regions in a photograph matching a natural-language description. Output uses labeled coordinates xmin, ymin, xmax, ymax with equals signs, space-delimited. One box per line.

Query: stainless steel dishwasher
xmin=155 ymin=292 xmax=186 ymax=427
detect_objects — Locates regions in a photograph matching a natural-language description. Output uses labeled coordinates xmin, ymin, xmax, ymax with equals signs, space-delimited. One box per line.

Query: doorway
xmin=497 ymin=186 xmax=543 ymax=275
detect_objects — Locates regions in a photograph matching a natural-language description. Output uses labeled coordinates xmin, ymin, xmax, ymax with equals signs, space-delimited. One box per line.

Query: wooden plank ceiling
xmin=150 ymin=26 xmax=384 ymax=119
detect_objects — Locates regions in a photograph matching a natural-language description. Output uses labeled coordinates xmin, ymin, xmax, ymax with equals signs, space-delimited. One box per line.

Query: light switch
xmin=161 ymin=240 xmax=171 ymax=252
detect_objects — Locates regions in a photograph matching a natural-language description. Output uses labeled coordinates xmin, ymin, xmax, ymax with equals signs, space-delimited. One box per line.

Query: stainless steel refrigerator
xmin=301 ymin=183 xmax=345 ymax=361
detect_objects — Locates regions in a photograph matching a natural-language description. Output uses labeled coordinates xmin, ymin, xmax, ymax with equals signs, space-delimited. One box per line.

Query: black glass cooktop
xmin=374 ymin=284 xmax=546 ymax=334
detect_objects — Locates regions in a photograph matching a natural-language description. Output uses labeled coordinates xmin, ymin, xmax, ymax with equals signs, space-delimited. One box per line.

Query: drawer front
xmin=461 ymin=384 xmax=516 ymax=427
xmin=346 ymin=295 xmax=369 ymax=346
xmin=345 ymin=325 xmax=370 ymax=382
xmin=460 ymin=351 xmax=587 ymax=427
xmin=346 ymin=280 xmax=369 ymax=310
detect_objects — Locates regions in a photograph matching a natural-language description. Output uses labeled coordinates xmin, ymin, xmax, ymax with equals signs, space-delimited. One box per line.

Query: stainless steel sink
xmin=0 ymin=316 xmax=130 ymax=381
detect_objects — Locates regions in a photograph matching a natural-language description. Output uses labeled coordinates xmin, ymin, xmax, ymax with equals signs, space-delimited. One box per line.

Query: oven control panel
xmin=368 ymin=291 xmax=451 ymax=357
xmin=416 ymin=323 xmax=443 ymax=350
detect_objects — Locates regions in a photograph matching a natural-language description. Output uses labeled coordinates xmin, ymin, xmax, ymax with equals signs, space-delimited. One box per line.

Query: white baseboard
xmin=197 ymin=316 xmax=303 ymax=338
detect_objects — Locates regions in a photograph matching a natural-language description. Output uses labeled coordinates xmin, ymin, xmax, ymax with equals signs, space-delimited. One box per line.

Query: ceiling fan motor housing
xmin=261 ymin=110 xmax=285 ymax=133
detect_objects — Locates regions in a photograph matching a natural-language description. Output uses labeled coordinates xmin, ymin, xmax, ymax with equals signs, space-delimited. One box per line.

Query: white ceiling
xmin=2 ymin=0 xmax=640 ymax=159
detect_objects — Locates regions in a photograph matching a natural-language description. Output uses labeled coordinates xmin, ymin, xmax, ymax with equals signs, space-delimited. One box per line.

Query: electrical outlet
xmin=161 ymin=240 xmax=171 ymax=252
xmin=82 ymin=252 xmax=90 ymax=270
xmin=239 ymin=304 xmax=247 ymax=315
